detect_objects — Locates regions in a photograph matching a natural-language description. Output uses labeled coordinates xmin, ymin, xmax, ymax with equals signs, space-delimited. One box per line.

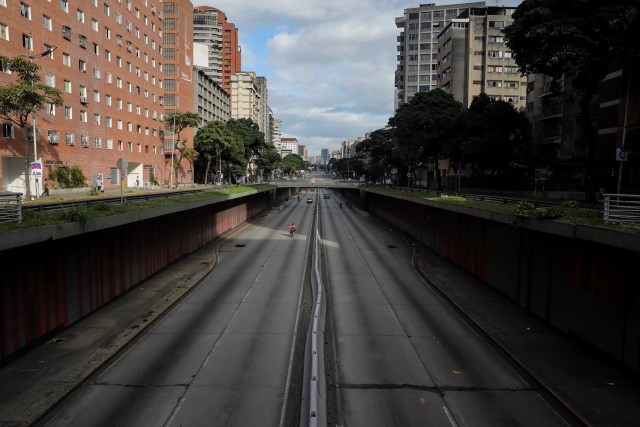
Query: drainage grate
xmin=235 ymin=244 xmax=246 ymax=247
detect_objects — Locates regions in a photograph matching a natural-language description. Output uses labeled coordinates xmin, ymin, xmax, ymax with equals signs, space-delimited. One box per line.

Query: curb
xmin=411 ymin=246 xmax=589 ymax=427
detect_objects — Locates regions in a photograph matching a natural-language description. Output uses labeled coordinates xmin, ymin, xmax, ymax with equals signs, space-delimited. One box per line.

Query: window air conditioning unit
xmin=80 ymin=96 xmax=88 ymax=104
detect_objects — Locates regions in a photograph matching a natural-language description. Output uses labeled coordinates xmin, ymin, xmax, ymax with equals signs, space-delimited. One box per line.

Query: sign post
xmin=616 ymin=147 xmax=628 ymax=194
xmin=117 ymin=157 xmax=128 ymax=204
xmin=534 ymin=168 xmax=548 ymax=198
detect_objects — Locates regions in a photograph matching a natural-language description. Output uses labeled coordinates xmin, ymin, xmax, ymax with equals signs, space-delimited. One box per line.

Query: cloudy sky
xmin=192 ymin=0 xmax=522 ymax=157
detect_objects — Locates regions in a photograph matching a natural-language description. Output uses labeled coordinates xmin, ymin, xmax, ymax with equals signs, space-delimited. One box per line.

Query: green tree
xmin=282 ymin=154 xmax=305 ymax=176
xmin=0 ymin=56 xmax=63 ymax=127
xmin=0 ymin=56 xmax=63 ymax=198
xmin=356 ymin=128 xmax=395 ymax=183
xmin=164 ymin=111 xmax=200 ymax=184
xmin=254 ymin=147 xmax=282 ymax=181
xmin=388 ymin=89 xmax=463 ymax=187
xmin=226 ymin=118 xmax=267 ymax=180
xmin=455 ymin=94 xmax=530 ymax=186
xmin=194 ymin=121 xmax=239 ymax=184
xmin=503 ymin=0 xmax=640 ymax=200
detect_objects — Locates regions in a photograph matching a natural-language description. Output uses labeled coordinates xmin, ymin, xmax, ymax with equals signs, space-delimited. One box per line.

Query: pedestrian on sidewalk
xmin=41 ymin=179 xmax=49 ymax=197
xmin=96 ymin=177 xmax=103 ymax=192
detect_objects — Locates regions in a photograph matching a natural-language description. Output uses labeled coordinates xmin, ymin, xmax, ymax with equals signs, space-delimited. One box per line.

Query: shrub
xmin=50 ymin=166 xmax=87 ymax=188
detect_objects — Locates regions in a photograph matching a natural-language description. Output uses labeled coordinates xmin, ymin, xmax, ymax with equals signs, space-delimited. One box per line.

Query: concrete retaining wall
xmin=362 ymin=190 xmax=640 ymax=372
xmin=0 ymin=190 xmax=280 ymax=361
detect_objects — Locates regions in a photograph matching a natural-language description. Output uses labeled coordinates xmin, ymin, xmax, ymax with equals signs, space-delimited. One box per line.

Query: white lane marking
xmin=443 ymin=405 xmax=459 ymax=427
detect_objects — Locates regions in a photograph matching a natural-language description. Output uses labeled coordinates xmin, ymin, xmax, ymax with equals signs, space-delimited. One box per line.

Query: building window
xmin=163 ymin=33 xmax=175 ymax=45
xmin=106 ymin=138 xmax=113 ymax=149
xmin=64 ymin=80 xmax=71 ymax=92
xmin=0 ymin=23 xmax=8 ymax=41
xmin=2 ymin=123 xmax=14 ymax=139
xmin=22 ymin=33 xmax=32 ymax=50
xmin=105 ymin=94 xmax=111 ymax=106
xmin=48 ymin=130 xmax=60 ymax=144
xmin=93 ymin=67 xmax=101 ymax=79
xmin=127 ymin=141 xmax=132 ymax=151
xmin=63 ymin=52 xmax=70 ymax=66
xmin=20 ymin=3 xmax=31 ymax=19
xmin=77 ymin=9 xmax=84 ymax=22
xmin=489 ymin=21 xmax=505 ymax=28
xmin=106 ymin=116 xmax=112 ymax=127
xmin=104 ymin=27 xmax=110 ymax=39
xmin=45 ymin=73 xmax=55 ymax=87
xmin=94 ymin=113 xmax=100 ymax=125
xmin=66 ymin=133 xmax=74 ymax=145
xmin=80 ymin=110 xmax=87 ymax=122
xmin=487 ymin=80 xmax=502 ymax=88
xmin=103 ymin=3 xmax=110 ymax=16
xmin=62 ymin=25 xmax=72 ymax=39
xmin=93 ymin=90 xmax=100 ymax=102
xmin=81 ymin=134 xmax=89 ymax=147
xmin=64 ymin=106 xmax=72 ymax=118
xmin=94 ymin=137 xmax=102 ymax=148
xmin=60 ymin=0 xmax=68 ymax=13
xmin=79 ymin=59 xmax=86 ymax=72
xmin=43 ymin=15 xmax=52 ymax=30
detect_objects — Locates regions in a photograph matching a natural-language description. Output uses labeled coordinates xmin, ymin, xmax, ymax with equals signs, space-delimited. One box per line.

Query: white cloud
xmin=190 ymin=1 xmax=446 ymax=155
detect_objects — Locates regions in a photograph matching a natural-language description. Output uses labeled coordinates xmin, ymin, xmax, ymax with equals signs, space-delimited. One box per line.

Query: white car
xmin=306 ymin=197 xmax=313 ymax=203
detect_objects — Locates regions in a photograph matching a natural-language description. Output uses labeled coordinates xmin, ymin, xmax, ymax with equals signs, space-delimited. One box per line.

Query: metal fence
xmin=0 ymin=192 xmax=23 ymax=224
xmin=603 ymin=194 xmax=640 ymax=225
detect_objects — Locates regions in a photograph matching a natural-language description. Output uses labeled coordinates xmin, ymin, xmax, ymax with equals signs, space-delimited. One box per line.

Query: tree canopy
xmin=0 ymin=56 xmax=63 ymax=127
xmin=194 ymin=120 xmax=241 ymax=184
xmin=504 ymin=0 xmax=640 ymax=199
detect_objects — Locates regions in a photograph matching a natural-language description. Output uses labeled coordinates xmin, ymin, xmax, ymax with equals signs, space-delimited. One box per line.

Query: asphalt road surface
xmin=320 ymin=190 xmax=578 ymax=427
xmin=38 ymin=190 xmax=317 ymax=426
xmin=38 ymin=187 xmax=579 ymax=426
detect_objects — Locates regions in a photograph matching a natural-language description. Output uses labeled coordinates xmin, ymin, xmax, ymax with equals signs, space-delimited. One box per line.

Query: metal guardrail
xmin=0 ymin=192 xmax=23 ymax=224
xmin=21 ymin=188 xmax=213 ymax=214
xmin=603 ymin=194 xmax=640 ymax=224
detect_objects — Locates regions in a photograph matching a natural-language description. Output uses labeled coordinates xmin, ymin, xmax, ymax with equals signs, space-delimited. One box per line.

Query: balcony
xmin=80 ymin=96 xmax=88 ymax=104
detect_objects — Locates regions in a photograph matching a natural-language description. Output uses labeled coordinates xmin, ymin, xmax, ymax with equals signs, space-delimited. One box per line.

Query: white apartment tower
xmin=395 ymin=2 xmax=485 ymax=109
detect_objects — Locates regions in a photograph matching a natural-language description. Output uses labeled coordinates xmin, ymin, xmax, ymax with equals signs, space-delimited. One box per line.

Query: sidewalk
xmin=414 ymin=245 xmax=640 ymax=426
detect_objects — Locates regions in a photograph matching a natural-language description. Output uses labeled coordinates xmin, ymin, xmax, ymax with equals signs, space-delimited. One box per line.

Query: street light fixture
xmin=22 ymin=43 xmax=57 ymax=200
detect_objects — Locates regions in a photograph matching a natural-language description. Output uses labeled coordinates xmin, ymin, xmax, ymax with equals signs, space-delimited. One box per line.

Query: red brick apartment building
xmin=0 ymin=0 xmax=194 ymax=196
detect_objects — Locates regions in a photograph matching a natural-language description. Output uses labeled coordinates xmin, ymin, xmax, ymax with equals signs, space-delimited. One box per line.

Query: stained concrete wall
xmin=360 ymin=189 xmax=640 ymax=372
xmin=0 ymin=189 xmax=285 ymax=361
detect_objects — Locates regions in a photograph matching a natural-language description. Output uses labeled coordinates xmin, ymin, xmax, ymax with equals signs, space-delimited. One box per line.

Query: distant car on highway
xmin=306 ymin=197 xmax=313 ymax=203
xmin=324 ymin=193 xmax=330 ymax=199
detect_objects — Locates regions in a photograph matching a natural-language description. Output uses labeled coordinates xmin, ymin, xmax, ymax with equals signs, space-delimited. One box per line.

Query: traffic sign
xmin=616 ymin=148 xmax=628 ymax=162
xmin=31 ymin=162 xmax=42 ymax=175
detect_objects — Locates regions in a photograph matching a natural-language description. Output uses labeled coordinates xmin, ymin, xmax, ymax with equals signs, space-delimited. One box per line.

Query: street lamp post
xmin=22 ymin=43 xmax=56 ymax=200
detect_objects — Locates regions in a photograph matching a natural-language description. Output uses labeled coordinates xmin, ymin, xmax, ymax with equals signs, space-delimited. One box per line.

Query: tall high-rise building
xmin=436 ymin=6 xmax=527 ymax=109
xmin=162 ymin=1 xmax=195 ymax=185
xmin=395 ymin=2 xmax=485 ymax=109
xmin=272 ymin=118 xmax=282 ymax=152
xmin=0 ymin=0 xmax=170 ymax=195
xmin=321 ymin=148 xmax=329 ymax=163
xmin=230 ymin=71 xmax=260 ymax=124
xmin=255 ymin=76 xmax=270 ymax=138
xmin=192 ymin=6 xmax=240 ymax=94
